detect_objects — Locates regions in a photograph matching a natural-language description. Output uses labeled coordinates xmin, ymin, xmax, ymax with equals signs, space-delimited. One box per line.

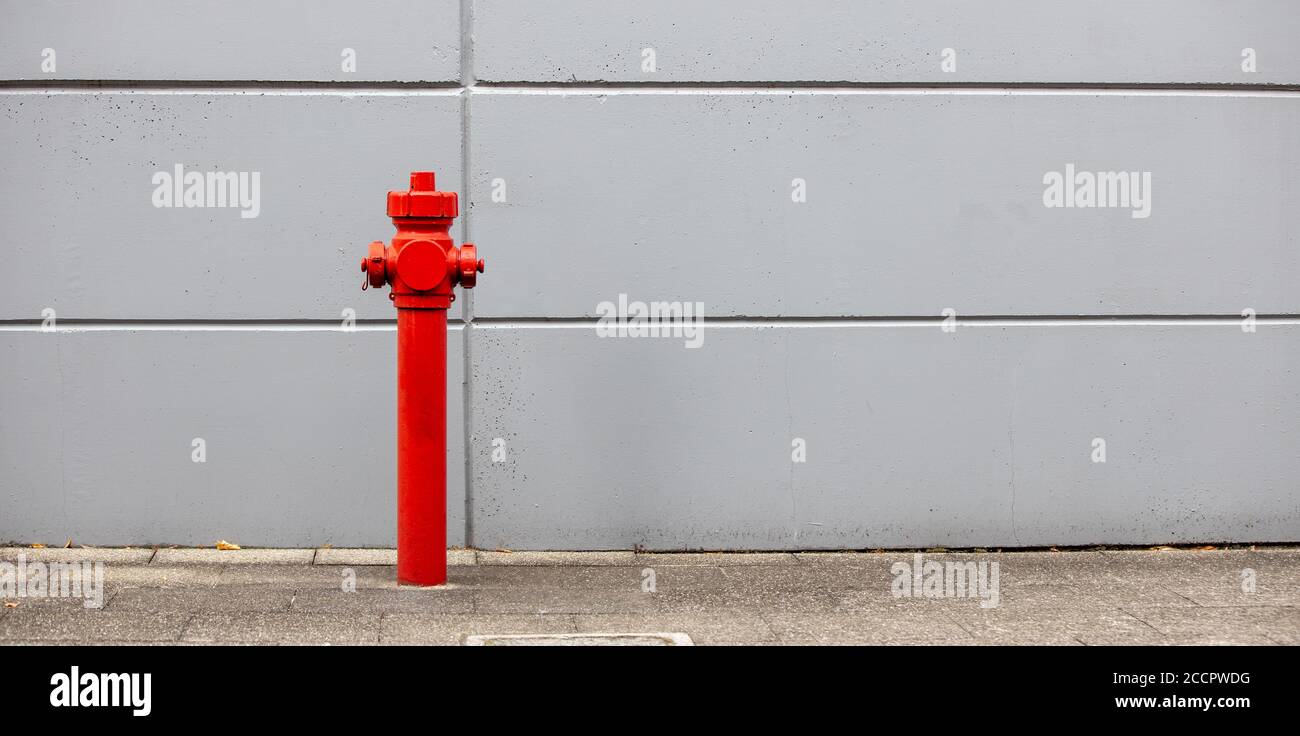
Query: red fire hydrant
xmin=360 ymin=171 xmax=484 ymax=586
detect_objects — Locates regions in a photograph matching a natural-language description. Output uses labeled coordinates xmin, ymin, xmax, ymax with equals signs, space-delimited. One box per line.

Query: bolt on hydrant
xmin=360 ymin=171 xmax=484 ymax=586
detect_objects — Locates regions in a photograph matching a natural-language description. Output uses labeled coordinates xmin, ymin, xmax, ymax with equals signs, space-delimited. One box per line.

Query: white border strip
xmin=464 ymin=632 xmax=694 ymax=646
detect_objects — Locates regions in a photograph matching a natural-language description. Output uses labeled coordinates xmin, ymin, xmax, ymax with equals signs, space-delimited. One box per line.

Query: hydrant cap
xmin=387 ymin=171 xmax=458 ymax=219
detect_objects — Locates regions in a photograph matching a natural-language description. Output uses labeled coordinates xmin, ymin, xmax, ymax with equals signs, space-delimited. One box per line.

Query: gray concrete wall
xmin=2 ymin=1 xmax=1298 ymax=548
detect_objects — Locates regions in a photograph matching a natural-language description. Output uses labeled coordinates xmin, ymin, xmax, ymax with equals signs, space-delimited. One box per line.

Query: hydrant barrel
xmin=360 ymin=171 xmax=482 ymax=587
xmin=397 ymin=308 xmax=447 ymax=586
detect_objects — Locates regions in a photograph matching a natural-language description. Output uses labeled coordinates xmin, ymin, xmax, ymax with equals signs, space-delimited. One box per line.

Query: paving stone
xmin=877 ymin=552 xmax=1120 ymax=595
xmin=690 ymin=566 xmax=884 ymax=612
xmin=476 ymin=551 xmax=636 ymax=566
xmin=475 ymin=585 xmax=655 ymax=615
xmin=947 ymin=607 xmax=1160 ymax=645
xmin=0 ymin=546 xmax=155 ymax=564
xmin=635 ymin=552 xmax=798 ymax=566
xmin=467 ymin=632 xmax=693 ymax=646
xmin=103 ymin=564 xmax=223 ymax=588
xmin=962 ymin=633 xmax=1087 ymax=645
xmin=109 ymin=586 xmax=293 ymax=613
xmin=793 ymin=551 xmax=891 ymax=563
xmin=153 ymin=548 xmax=315 ymax=565
xmin=447 ymin=550 xmax=477 ymax=566
xmin=832 ymin=590 xmax=962 ymax=613
xmin=652 ymin=585 xmax=843 ymax=615
xmin=463 ymin=564 xmax=641 ymax=586
xmin=314 ymin=548 xmax=397 ymax=566
xmin=1084 ymin=578 xmax=1200 ymax=608
xmin=722 ymin=569 xmax=894 ymax=603
xmin=829 ymin=575 xmax=1084 ymax=612
xmin=1123 ymin=605 xmax=1300 ymax=642
xmin=980 ymin=581 xmax=1112 ymax=612
xmin=1100 ymin=549 xmax=1298 ymax=578
xmin=463 ymin=563 xmax=722 ymax=592
xmin=291 ymin=587 xmax=474 ymax=614
xmin=182 ymin=613 xmax=380 ymax=644
xmin=1264 ymin=629 xmax=1300 ymax=645
xmin=0 ymin=591 xmax=117 ymax=611
xmin=717 ymin=562 xmax=913 ymax=609
xmin=791 ymin=553 xmax=899 ymax=577
xmin=765 ymin=612 xmax=973 ymax=645
xmin=1163 ymin=633 xmax=1278 ymax=645
xmin=974 ymin=551 xmax=1113 ymax=585
xmin=381 ymin=613 xmax=576 ymax=644
xmin=575 ymin=613 xmax=777 ymax=645
xmin=0 ymin=639 xmax=223 ymax=646
xmin=642 ymin=565 xmax=729 ymax=592
xmin=861 ymin=554 xmax=1101 ymax=610
xmin=0 ymin=610 xmax=186 ymax=642
xmin=217 ymin=564 xmax=394 ymax=588
xmin=1152 ymin=568 xmax=1300 ymax=607
xmin=1073 ymin=628 xmax=1176 ymax=645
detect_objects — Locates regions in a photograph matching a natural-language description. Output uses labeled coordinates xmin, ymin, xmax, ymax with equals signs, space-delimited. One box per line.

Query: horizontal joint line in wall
xmin=4 ymin=81 xmax=1300 ymax=97
xmin=0 ymin=319 xmax=419 ymax=332
xmin=472 ymin=315 xmax=1300 ymax=328
xmin=3 ymin=315 xmax=1298 ymax=332
xmin=0 ymin=80 xmax=464 ymax=90
xmin=470 ymin=80 xmax=1300 ymax=95
xmin=0 ymin=83 xmax=464 ymax=96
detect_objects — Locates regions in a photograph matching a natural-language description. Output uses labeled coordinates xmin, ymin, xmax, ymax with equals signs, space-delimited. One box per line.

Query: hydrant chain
xmin=359 ymin=171 xmax=483 ymax=586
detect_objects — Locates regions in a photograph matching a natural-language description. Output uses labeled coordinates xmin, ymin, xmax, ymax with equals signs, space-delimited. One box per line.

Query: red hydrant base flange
xmin=360 ymin=171 xmax=484 ymax=586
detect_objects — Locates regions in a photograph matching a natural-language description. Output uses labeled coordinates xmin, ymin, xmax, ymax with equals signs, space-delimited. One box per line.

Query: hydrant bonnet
xmin=386 ymin=172 xmax=458 ymax=219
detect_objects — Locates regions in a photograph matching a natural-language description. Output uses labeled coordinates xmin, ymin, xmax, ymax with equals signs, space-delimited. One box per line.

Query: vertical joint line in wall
xmin=459 ymin=0 xmax=476 ymax=549
xmin=460 ymin=0 xmax=476 ymax=88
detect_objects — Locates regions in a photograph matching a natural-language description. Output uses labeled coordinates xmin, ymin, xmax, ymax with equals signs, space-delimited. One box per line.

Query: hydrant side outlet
xmin=361 ymin=171 xmax=483 ymax=586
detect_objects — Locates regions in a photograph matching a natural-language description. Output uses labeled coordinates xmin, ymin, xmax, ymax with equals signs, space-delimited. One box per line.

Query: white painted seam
xmin=2 ymin=319 xmax=1295 ymax=332
xmin=448 ymin=318 xmax=1300 ymax=329
xmin=4 ymin=86 xmax=1297 ymax=98
xmin=0 ymin=88 xmax=464 ymax=97
xmin=467 ymin=86 xmax=1300 ymax=98
xmin=0 ymin=323 xmax=467 ymax=333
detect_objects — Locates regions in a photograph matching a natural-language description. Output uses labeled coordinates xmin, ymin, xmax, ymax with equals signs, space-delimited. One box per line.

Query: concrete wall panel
xmin=0 ymin=327 xmax=466 ymax=547
xmin=468 ymin=322 xmax=1300 ymax=549
xmin=0 ymin=91 xmax=462 ymax=320
xmin=470 ymin=91 xmax=1300 ymax=318
xmin=475 ymin=0 xmax=1300 ymax=85
xmin=0 ymin=0 xmax=461 ymax=82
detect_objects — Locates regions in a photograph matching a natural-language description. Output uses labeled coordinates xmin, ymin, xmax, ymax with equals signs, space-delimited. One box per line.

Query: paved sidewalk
xmin=0 ymin=547 xmax=1295 ymax=645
